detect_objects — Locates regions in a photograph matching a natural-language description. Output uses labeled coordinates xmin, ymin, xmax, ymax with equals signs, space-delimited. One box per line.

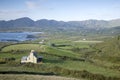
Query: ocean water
xmin=0 ymin=32 xmax=42 ymax=42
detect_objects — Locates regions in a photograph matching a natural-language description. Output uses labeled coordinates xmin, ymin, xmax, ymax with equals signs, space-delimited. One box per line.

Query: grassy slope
xmin=0 ymin=74 xmax=81 ymax=80
xmin=0 ymin=38 xmax=120 ymax=79
xmin=1 ymin=44 xmax=41 ymax=52
xmin=92 ymin=36 xmax=120 ymax=63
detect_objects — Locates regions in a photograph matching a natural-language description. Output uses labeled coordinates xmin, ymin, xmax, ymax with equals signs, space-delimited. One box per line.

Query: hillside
xmin=0 ymin=74 xmax=80 ymax=80
xmin=92 ymin=36 xmax=120 ymax=63
xmin=0 ymin=36 xmax=120 ymax=80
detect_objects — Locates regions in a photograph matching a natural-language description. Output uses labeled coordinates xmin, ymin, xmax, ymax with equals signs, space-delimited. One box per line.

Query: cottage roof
xmin=38 ymin=56 xmax=43 ymax=58
xmin=21 ymin=56 xmax=27 ymax=61
xmin=33 ymin=52 xmax=37 ymax=57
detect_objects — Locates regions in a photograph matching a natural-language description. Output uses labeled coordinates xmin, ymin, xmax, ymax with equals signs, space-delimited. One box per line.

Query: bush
xmin=0 ymin=57 xmax=15 ymax=64
xmin=0 ymin=58 xmax=6 ymax=64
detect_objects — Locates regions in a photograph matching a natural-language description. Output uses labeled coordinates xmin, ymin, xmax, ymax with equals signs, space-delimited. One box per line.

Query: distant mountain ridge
xmin=0 ymin=17 xmax=120 ymax=28
xmin=0 ymin=17 xmax=34 ymax=28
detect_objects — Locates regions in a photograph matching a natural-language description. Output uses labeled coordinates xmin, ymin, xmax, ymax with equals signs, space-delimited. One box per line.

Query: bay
xmin=0 ymin=32 xmax=42 ymax=42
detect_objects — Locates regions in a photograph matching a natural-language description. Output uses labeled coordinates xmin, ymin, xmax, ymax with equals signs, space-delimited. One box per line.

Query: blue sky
xmin=0 ymin=0 xmax=120 ymax=21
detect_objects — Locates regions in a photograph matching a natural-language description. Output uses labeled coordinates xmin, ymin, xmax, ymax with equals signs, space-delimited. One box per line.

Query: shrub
xmin=0 ymin=57 xmax=15 ymax=64
xmin=0 ymin=58 xmax=6 ymax=64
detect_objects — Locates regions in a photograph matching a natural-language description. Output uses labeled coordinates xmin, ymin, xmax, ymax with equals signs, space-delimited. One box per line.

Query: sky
xmin=0 ymin=0 xmax=120 ymax=21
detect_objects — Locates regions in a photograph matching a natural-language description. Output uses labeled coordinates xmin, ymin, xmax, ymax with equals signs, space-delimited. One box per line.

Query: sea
xmin=0 ymin=32 xmax=42 ymax=42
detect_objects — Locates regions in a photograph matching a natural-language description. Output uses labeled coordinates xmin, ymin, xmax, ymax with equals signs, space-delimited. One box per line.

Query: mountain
xmin=108 ymin=19 xmax=120 ymax=27
xmin=0 ymin=17 xmax=120 ymax=35
xmin=35 ymin=19 xmax=68 ymax=28
xmin=0 ymin=17 xmax=34 ymax=28
xmin=68 ymin=20 xmax=108 ymax=28
xmin=1 ymin=17 xmax=120 ymax=28
xmin=13 ymin=17 xmax=34 ymax=27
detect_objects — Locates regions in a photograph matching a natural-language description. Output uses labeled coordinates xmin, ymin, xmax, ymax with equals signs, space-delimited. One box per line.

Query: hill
xmin=92 ymin=36 xmax=120 ymax=63
xmin=0 ymin=74 xmax=80 ymax=80
xmin=0 ymin=37 xmax=120 ymax=80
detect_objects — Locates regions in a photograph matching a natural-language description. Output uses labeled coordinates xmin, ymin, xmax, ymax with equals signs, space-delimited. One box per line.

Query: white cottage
xmin=21 ymin=50 xmax=43 ymax=63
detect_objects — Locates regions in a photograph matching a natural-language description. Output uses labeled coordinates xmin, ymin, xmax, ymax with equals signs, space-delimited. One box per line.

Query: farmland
xmin=0 ymin=74 xmax=80 ymax=80
xmin=0 ymin=36 xmax=120 ymax=80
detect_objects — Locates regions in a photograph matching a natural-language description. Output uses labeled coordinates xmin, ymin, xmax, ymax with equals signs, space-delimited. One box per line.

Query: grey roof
xmin=33 ymin=52 xmax=37 ymax=57
xmin=38 ymin=56 xmax=43 ymax=58
xmin=21 ymin=56 xmax=27 ymax=61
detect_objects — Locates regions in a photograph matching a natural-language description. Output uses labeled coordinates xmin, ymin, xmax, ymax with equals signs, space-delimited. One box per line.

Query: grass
xmin=52 ymin=61 xmax=120 ymax=77
xmin=0 ymin=39 xmax=120 ymax=80
xmin=1 ymin=44 xmax=41 ymax=52
xmin=1 ymin=43 xmax=82 ymax=59
xmin=0 ymin=74 xmax=81 ymax=80
xmin=74 ymin=40 xmax=103 ymax=43
xmin=45 ymin=46 xmax=81 ymax=58
xmin=0 ymin=59 xmax=120 ymax=78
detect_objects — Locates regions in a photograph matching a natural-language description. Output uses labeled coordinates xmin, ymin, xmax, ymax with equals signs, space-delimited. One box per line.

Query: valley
xmin=0 ymin=17 xmax=120 ymax=80
xmin=0 ymin=0 xmax=120 ymax=79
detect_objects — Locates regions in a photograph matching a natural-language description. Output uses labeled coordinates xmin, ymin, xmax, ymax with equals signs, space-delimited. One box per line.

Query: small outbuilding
xmin=21 ymin=50 xmax=43 ymax=63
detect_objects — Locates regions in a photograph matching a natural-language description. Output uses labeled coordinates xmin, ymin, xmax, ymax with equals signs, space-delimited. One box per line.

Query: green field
xmin=0 ymin=74 xmax=81 ymax=80
xmin=0 ymin=38 xmax=120 ymax=80
xmin=1 ymin=44 xmax=41 ymax=52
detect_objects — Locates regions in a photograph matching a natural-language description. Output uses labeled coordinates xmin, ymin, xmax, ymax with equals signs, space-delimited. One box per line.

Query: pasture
xmin=0 ymin=39 xmax=120 ymax=80
xmin=0 ymin=74 xmax=81 ymax=80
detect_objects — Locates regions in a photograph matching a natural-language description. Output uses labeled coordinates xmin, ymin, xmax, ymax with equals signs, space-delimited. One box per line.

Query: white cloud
xmin=25 ymin=1 xmax=39 ymax=9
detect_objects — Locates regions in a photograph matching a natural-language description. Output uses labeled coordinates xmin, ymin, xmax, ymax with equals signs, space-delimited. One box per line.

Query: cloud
xmin=25 ymin=1 xmax=39 ymax=9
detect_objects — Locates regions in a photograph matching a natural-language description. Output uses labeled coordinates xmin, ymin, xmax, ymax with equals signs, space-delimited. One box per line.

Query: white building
xmin=21 ymin=50 xmax=43 ymax=63
xmin=39 ymin=40 xmax=45 ymax=44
